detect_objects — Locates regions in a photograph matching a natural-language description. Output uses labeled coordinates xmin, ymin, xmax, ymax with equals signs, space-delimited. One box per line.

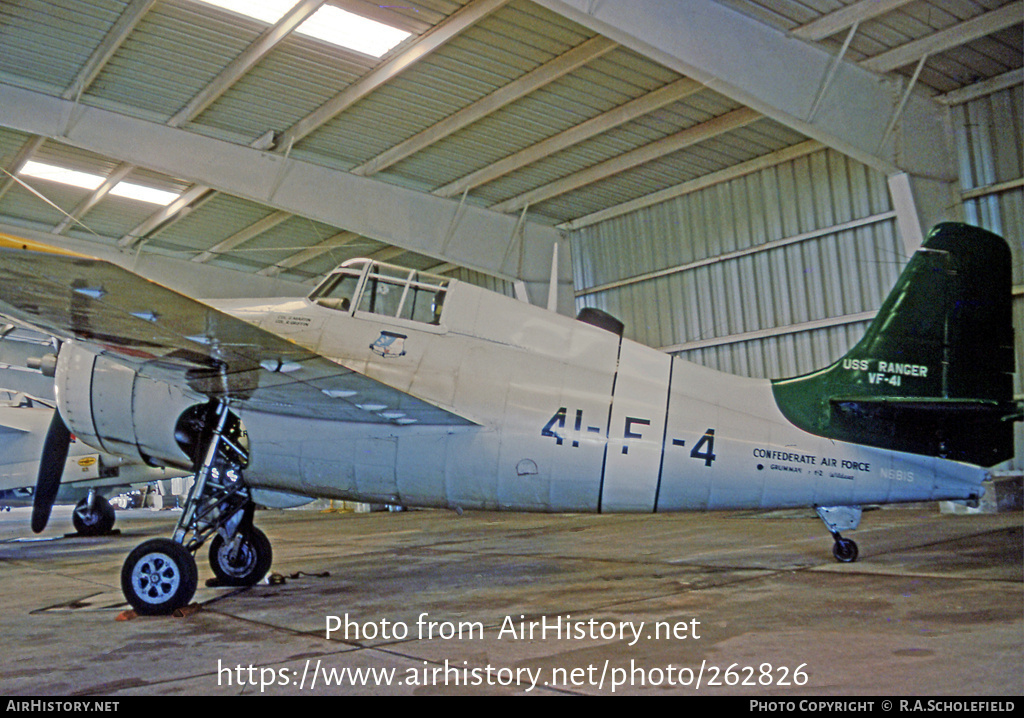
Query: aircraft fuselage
xmin=211 ymin=269 xmax=985 ymax=515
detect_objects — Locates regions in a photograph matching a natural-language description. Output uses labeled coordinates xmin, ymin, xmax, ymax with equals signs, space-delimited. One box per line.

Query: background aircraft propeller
xmin=31 ymin=408 xmax=71 ymax=533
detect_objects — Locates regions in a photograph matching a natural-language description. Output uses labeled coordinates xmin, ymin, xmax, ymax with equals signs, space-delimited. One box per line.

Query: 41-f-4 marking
xmin=541 ymin=408 xmax=717 ymax=467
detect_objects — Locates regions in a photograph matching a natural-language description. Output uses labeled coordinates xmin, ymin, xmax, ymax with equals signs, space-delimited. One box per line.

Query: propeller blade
xmin=31 ymin=409 xmax=71 ymax=533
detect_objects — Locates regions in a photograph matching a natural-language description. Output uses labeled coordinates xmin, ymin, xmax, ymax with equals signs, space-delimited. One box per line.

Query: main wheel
xmin=72 ymin=495 xmax=115 ymax=536
xmin=208 ymin=526 xmax=272 ymax=586
xmin=832 ymin=537 xmax=859 ymax=563
xmin=121 ymin=538 xmax=198 ymax=615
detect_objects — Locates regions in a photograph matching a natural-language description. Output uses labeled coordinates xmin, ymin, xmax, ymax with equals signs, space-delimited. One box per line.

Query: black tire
xmin=832 ymin=537 xmax=859 ymax=563
xmin=72 ymin=495 xmax=116 ymax=536
xmin=208 ymin=526 xmax=272 ymax=587
xmin=121 ymin=538 xmax=198 ymax=615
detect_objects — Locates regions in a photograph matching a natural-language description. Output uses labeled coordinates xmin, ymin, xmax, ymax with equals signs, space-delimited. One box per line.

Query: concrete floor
xmin=0 ymin=503 xmax=1020 ymax=696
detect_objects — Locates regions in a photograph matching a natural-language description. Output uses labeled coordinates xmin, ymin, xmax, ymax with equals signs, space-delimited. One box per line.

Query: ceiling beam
xmin=560 ymin=139 xmax=825 ymax=230
xmin=65 ymin=0 xmax=158 ymax=102
xmin=938 ymin=68 xmax=1023 ymax=105
xmin=352 ymin=35 xmax=617 ymax=176
xmin=433 ymin=76 xmax=704 ymax=197
xmin=119 ymin=185 xmax=212 ymax=248
xmin=192 ymin=210 xmax=293 ymax=263
xmin=533 ymin=0 xmax=954 ymax=182
xmin=53 ymin=162 xmax=135 ymax=235
xmin=277 ymin=0 xmax=511 ymax=151
xmin=103 ymin=0 xmax=503 ymax=256
xmin=860 ymin=3 xmax=1023 ymax=73
xmin=257 ymin=230 xmax=360 ymax=276
xmin=0 ymin=136 xmax=45 ymax=203
xmin=489 ymin=106 xmax=761 ymax=213
xmin=9 ymin=0 xmax=158 ymax=235
xmin=56 ymin=1 xmax=324 ymax=244
xmin=168 ymin=0 xmax=329 ymax=127
xmin=790 ymin=0 xmax=915 ymax=41
xmin=0 ymin=82 xmax=564 ymax=289
xmin=366 ymin=245 xmax=408 ymax=263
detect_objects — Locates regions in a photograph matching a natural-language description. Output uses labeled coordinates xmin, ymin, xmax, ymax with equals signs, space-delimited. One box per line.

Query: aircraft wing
xmin=0 ymin=248 xmax=475 ymax=426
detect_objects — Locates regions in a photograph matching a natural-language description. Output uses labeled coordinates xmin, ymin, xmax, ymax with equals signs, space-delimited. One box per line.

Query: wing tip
xmin=0 ymin=231 xmax=88 ymax=257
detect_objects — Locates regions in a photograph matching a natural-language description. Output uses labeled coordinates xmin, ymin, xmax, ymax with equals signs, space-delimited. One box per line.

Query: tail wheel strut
xmin=815 ymin=505 xmax=862 ymax=564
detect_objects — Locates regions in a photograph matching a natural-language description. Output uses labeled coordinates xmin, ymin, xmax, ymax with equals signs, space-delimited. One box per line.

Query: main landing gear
xmin=120 ymin=400 xmax=271 ymax=615
xmin=815 ymin=505 xmax=861 ymax=563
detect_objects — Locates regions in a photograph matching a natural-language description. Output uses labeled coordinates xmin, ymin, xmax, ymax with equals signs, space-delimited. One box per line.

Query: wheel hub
xmin=133 ymin=554 xmax=180 ymax=601
xmin=219 ymin=539 xmax=256 ymax=576
xmin=75 ymin=508 xmax=98 ymax=527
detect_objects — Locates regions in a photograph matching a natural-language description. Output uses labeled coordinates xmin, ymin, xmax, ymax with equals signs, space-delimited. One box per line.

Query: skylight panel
xmin=192 ymin=0 xmax=410 ymax=57
xmin=19 ymin=161 xmax=180 ymax=206
xmin=198 ymin=0 xmax=295 ymax=25
xmin=299 ymin=6 xmax=411 ymax=58
xmin=20 ymin=161 xmax=104 ymax=191
xmin=108 ymin=183 xmax=180 ymax=206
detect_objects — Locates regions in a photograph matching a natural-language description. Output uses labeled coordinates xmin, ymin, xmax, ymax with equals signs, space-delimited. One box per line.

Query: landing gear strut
xmin=121 ymin=399 xmax=271 ymax=615
xmin=816 ymin=505 xmax=861 ymax=563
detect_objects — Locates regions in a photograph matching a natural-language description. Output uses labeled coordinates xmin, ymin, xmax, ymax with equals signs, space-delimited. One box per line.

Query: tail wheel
xmin=832 ymin=537 xmax=859 ymax=563
xmin=209 ymin=526 xmax=272 ymax=586
xmin=72 ymin=495 xmax=116 ymax=536
xmin=121 ymin=538 xmax=198 ymax=615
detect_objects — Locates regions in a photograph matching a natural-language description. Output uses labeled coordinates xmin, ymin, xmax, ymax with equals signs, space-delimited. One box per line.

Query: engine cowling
xmin=54 ymin=341 xmax=205 ymax=470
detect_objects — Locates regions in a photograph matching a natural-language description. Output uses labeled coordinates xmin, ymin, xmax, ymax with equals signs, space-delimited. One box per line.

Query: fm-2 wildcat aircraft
xmin=0 ymin=222 xmax=1017 ymax=615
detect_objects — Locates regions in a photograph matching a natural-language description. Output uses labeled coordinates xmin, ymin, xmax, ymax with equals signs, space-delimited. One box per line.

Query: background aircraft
xmin=0 ymin=222 xmax=1017 ymax=615
xmin=0 ymin=389 xmax=188 ymax=534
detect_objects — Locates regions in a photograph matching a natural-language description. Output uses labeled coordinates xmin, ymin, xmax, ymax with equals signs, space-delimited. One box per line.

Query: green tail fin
xmin=772 ymin=222 xmax=1017 ymax=466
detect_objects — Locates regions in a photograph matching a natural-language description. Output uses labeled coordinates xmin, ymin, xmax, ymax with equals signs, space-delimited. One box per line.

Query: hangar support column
xmin=888 ymin=172 xmax=963 ymax=254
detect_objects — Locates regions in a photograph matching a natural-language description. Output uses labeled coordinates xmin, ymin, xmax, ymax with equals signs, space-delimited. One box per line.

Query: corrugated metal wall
xmin=572 ymin=146 xmax=901 ymax=379
xmin=954 ymin=84 xmax=1023 ymax=247
xmin=571 ymin=85 xmax=1023 ymax=469
xmin=951 ymin=83 xmax=1023 ymax=471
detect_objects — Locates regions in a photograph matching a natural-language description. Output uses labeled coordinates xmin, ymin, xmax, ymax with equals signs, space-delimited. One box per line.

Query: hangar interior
xmin=0 ymin=0 xmax=1021 ymax=474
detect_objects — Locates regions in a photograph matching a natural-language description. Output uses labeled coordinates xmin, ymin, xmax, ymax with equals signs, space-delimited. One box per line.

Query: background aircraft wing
xmin=0 ymin=423 xmax=31 ymax=435
xmin=0 ymin=248 xmax=475 ymax=426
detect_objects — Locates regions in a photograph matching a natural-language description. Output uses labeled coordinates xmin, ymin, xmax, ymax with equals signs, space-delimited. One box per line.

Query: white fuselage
xmin=211 ymin=277 xmax=986 ymax=514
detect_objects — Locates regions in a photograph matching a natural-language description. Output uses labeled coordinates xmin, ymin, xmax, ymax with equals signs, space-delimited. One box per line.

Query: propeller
xmin=31 ymin=407 xmax=71 ymax=533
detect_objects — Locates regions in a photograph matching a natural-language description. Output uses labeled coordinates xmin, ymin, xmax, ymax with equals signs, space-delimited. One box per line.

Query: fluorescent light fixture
xmin=192 ymin=0 xmax=410 ymax=57
xmin=20 ymin=161 xmax=103 ymax=191
xmin=20 ymin=161 xmax=180 ymax=206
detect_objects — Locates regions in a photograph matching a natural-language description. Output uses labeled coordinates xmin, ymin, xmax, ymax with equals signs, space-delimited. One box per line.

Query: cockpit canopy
xmin=308 ymin=259 xmax=450 ymax=326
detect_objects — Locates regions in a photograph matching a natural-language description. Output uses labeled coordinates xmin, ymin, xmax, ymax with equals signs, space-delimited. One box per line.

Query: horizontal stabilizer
xmin=829 ymin=397 xmax=1017 ymax=466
